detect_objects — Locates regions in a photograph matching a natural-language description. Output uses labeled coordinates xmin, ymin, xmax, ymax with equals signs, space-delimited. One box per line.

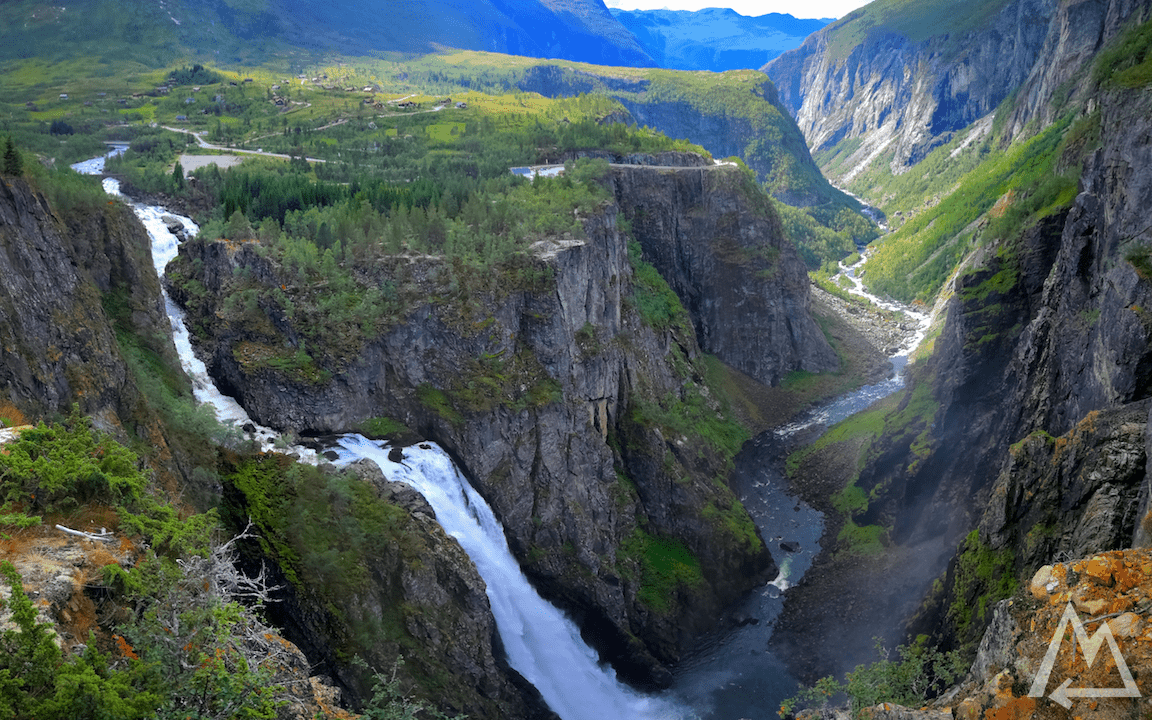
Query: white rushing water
xmin=77 ymin=151 xmax=675 ymax=719
xmin=331 ymin=435 xmax=686 ymax=720
xmin=75 ymin=151 xmax=312 ymax=459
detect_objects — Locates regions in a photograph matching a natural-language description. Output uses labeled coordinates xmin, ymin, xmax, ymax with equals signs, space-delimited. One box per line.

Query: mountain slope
xmin=768 ymin=0 xmax=1152 ymax=689
xmin=764 ymin=0 xmax=1054 ymax=177
xmin=0 ymin=0 xmax=654 ymax=68
xmin=610 ymin=8 xmax=829 ymax=72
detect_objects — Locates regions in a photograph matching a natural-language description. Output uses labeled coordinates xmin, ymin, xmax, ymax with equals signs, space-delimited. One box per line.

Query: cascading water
xmin=74 ymin=151 xmax=309 ymax=458
xmin=330 ymin=436 xmax=685 ymax=720
xmin=774 ymin=253 xmax=933 ymax=437
xmin=76 ymin=148 xmax=933 ymax=720
xmin=76 ymin=152 xmax=681 ymax=720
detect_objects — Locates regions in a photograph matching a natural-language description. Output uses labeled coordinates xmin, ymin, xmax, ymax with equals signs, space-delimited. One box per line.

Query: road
xmin=162 ymin=126 xmax=327 ymax=163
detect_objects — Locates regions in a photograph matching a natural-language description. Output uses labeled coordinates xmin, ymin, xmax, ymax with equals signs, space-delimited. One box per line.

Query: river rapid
xmin=76 ymin=149 xmax=930 ymax=720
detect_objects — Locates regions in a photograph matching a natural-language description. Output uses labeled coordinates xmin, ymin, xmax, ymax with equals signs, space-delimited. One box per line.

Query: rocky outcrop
xmin=167 ymin=163 xmax=816 ymax=687
xmin=609 ymin=164 xmax=838 ymax=386
xmin=240 ymin=458 xmax=549 ymax=720
xmin=0 ymin=179 xmax=133 ymax=426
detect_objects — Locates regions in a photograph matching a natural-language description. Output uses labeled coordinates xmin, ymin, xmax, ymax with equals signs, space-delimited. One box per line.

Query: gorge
xmin=5 ymin=0 xmax=1152 ymax=718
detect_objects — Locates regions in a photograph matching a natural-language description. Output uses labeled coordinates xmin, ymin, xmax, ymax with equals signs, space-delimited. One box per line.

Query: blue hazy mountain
xmin=611 ymin=7 xmax=830 ymax=71
xmin=0 ymin=0 xmax=655 ymax=68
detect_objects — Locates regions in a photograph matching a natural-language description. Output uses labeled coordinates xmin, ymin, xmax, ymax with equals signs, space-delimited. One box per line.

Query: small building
xmin=192 ymin=86 xmax=201 ymax=92
xmin=175 ymin=114 xmax=187 ymax=121
xmin=184 ymin=97 xmax=195 ymax=104
xmin=455 ymin=101 xmax=467 ymax=109
xmin=271 ymin=84 xmax=280 ymax=91
xmin=59 ymin=93 xmax=68 ymax=99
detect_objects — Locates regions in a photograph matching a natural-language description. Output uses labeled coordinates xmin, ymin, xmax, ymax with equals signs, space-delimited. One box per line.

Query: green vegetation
xmin=856 ymin=113 xmax=1082 ymax=303
xmin=779 ymin=637 xmax=967 ymax=718
xmin=948 ymin=530 xmax=1017 ymax=646
xmin=359 ymin=417 xmax=413 ymax=439
xmin=1093 ymin=18 xmax=1152 ymax=89
xmin=627 ymin=240 xmax=694 ymax=335
xmin=0 ymin=417 xmax=288 ymax=720
xmin=823 ymin=0 xmax=1011 ymax=63
xmin=786 ymin=379 xmax=940 ymax=557
xmin=224 ymin=454 xmax=416 ymax=595
xmin=2 ymin=136 xmax=21 ymax=176
xmin=619 ymin=528 xmax=705 ymax=613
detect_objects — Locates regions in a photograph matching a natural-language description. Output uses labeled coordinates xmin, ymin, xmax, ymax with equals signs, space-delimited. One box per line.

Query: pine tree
xmin=2 ymin=136 xmax=22 ymax=177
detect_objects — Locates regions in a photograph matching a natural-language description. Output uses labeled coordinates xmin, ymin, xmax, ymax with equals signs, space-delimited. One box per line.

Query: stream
xmin=76 ymin=149 xmax=931 ymax=720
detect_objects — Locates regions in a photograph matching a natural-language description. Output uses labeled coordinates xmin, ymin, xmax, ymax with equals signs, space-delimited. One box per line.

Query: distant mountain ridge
xmin=0 ymin=0 xmax=655 ymax=68
xmin=611 ymin=8 xmax=830 ymax=72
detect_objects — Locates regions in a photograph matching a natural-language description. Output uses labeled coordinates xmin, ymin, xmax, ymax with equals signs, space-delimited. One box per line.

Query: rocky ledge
xmin=845 ymin=548 xmax=1152 ymax=720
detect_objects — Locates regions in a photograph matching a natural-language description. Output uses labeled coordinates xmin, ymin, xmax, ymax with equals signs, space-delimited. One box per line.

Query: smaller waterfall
xmin=331 ymin=436 xmax=686 ymax=720
xmin=82 ymin=158 xmax=311 ymax=458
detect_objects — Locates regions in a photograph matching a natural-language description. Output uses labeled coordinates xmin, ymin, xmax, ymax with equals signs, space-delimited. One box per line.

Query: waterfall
xmin=80 ymin=153 xmax=681 ymax=720
xmin=331 ymin=436 xmax=684 ymax=720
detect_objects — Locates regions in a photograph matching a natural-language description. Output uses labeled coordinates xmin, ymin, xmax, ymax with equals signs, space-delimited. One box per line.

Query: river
xmin=667 ymin=254 xmax=931 ymax=718
xmin=76 ymin=150 xmax=929 ymax=720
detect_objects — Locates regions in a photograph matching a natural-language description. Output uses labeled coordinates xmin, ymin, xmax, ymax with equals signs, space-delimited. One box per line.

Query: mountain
xmin=764 ymin=0 xmax=1054 ymax=177
xmin=612 ymin=7 xmax=830 ymax=72
xmin=0 ymin=0 xmax=655 ymax=67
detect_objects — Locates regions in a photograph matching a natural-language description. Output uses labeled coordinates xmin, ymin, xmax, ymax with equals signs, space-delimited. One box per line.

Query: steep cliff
xmin=0 ymin=178 xmax=148 ymax=427
xmin=771 ymin=30 xmax=1152 ymax=679
xmin=162 ymin=162 xmax=838 ymax=685
xmin=765 ymin=0 xmax=1058 ymax=177
xmin=608 ymin=163 xmax=838 ymax=386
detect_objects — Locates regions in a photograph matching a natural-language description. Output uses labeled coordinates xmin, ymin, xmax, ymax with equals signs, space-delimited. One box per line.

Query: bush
xmin=779 ymin=637 xmax=967 ymax=718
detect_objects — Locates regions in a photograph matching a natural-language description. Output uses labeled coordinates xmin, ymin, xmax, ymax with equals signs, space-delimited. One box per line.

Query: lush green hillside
xmin=820 ymin=0 xmax=1013 ymax=63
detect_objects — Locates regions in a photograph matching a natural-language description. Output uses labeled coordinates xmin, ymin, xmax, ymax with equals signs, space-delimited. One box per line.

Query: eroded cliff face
xmin=0 ymin=179 xmax=154 ymax=427
xmin=772 ymin=61 xmax=1152 ymax=679
xmin=162 ymin=163 xmax=846 ymax=686
xmin=764 ymin=0 xmax=1057 ymax=176
xmin=609 ymin=164 xmax=838 ymax=386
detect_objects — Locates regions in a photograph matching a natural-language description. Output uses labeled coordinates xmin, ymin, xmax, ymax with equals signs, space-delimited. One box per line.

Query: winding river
xmin=76 ymin=150 xmax=930 ymax=720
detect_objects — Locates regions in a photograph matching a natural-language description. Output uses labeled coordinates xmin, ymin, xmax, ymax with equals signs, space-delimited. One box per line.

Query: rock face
xmin=608 ymin=164 xmax=838 ymax=385
xmin=165 ymin=162 xmax=828 ymax=687
xmin=765 ymin=0 xmax=1055 ymax=176
xmin=247 ymin=459 xmax=549 ymax=720
xmin=0 ymin=179 xmax=154 ymax=426
xmin=771 ymin=8 xmax=1152 ymax=678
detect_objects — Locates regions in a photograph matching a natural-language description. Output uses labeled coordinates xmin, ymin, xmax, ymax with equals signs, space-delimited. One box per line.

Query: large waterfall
xmin=83 ymin=155 xmax=681 ymax=720
xmin=331 ymin=436 xmax=682 ymax=720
